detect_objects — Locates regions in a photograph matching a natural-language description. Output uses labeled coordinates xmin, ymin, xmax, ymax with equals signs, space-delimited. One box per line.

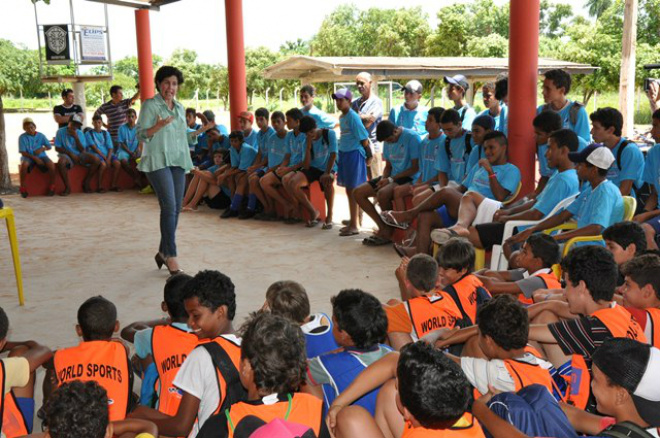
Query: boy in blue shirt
xmin=300 ymin=84 xmax=337 ymax=129
xmin=238 ymin=111 xmax=258 ymax=149
xmin=86 ymin=114 xmax=119 ymax=193
xmin=218 ymin=131 xmax=258 ymax=219
xmin=242 ymin=108 xmax=275 ymax=217
xmin=495 ymin=75 xmax=509 ymax=135
xmin=54 ymin=114 xmax=100 ymax=196
xmin=18 ymin=117 xmax=56 ymax=197
xmin=114 ymin=108 xmax=144 ymax=191
xmin=285 ymin=116 xmax=338 ymax=228
xmin=435 ymin=109 xmax=475 ymax=184
xmin=590 ymin=107 xmax=644 ymax=198
xmin=508 ymin=144 xmax=624 ymax=249
xmin=479 ymin=82 xmax=503 ymax=131
xmin=465 ymin=114 xmax=496 ymax=171
xmin=253 ymin=111 xmax=288 ymax=221
xmin=355 ymin=120 xmax=421 ymax=246
xmin=538 ymin=69 xmax=591 ymax=143
xmin=444 ymin=74 xmax=477 ymax=130
xmin=334 ymin=88 xmax=372 ymax=236
xmin=637 ymin=109 xmax=660 ymax=250
xmin=389 ymin=80 xmax=428 ymax=135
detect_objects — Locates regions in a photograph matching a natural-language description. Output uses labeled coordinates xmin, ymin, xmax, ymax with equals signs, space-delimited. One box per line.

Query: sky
xmin=2 ymin=0 xmax=590 ymax=66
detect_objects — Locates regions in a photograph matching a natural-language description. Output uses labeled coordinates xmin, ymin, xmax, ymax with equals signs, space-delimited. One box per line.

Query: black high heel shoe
xmin=155 ymin=253 xmax=166 ymax=270
xmin=165 ymin=258 xmax=184 ymax=276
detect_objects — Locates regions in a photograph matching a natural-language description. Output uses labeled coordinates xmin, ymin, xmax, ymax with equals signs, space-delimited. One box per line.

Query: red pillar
xmin=508 ymin=0 xmax=540 ymax=196
xmin=135 ymin=9 xmax=155 ymax=102
xmin=225 ymin=0 xmax=247 ymax=131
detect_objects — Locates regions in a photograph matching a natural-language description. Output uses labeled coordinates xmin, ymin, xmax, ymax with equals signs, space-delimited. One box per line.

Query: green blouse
xmin=136 ymin=94 xmax=193 ymax=173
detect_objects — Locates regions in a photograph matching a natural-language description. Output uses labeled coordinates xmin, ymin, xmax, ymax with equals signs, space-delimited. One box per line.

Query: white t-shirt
xmin=460 ymin=352 xmax=554 ymax=394
xmin=172 ymin=335 xmax=241 ymax=438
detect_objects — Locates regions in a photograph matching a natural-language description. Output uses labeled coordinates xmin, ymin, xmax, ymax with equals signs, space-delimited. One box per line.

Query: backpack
xmin=616 ymin=140 xmax=651 ymax=212
xmin=540 ymin=101 xmax=584 ymax=127
xmin=201 ymin=342 xmax=247 ymax=414
xmin=600 ymin=422 xmax=657 ymax=438
xmin=444 ymin=133 xmax=473 ymax=162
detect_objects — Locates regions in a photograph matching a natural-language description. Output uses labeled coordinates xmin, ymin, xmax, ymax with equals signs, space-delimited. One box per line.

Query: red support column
xmin=225 ymin=0 xmax=247 ymax=131
xmin=508 ymin=0 xmax=540 ymax=196
xmin=135 ymin=9 xmax=155 ymax=102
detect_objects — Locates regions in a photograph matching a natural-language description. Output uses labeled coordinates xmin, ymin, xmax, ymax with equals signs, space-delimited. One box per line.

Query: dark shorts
xmin=474 ymin=222 xmax=506 ymax=250
xmin=204 ymin=191 xmax=231 ymax=210
xmin=301 ymin=167 xmax=325 ymax=184
xmin=435 ymin=205 xmax=457 ymax=227
xmin=367 ymin=175 xmax=413 ymax=191
xmin=23 ymin=156 xmax=52 ymax=173
xmin=645 ymin=214 xmax=660 ymax=234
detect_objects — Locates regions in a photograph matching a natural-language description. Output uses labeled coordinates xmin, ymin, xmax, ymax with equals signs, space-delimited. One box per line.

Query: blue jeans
xmin=146 ymin=166 xmax=185 ymax=258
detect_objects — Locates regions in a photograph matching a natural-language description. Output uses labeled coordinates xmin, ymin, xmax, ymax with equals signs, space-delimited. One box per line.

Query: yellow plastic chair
xmin=1 ymin=207 xmax=25 ymax=306
xmin=560 ymin=196 xmax=636 ymax=257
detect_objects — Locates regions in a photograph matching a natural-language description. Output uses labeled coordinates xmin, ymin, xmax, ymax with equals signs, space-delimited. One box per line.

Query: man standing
xmin=53 ymin=89 xmax=83 ymax=129
xmin=352 ymin=72 xmax=384 ymax=178
xmin=94 ymin=85 xmax=140 ymax=141
xmin=389 ymin=80 xmax=428 ymax=135
xmin=444 ymin=74 xmax=476 ymax=130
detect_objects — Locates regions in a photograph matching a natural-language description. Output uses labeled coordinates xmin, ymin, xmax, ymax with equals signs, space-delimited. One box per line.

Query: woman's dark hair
xmin=478 ymin=295 xmax=528 ymax=351
xmin=240 ymin=312 xmax=307 ymax=394
xmin=155 ymin=66 xmax=184 ymax=92
xmin=331 ymin=289 xmax=387 ymax=349
xmin=41 ymin=380 xmax=109 ymax=438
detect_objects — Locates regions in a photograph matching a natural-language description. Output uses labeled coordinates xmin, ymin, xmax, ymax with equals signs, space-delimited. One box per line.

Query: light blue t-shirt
xmin=567 ymin=179 xmax=624 ymax=230
xmin=419 ymin=134 xmax=445 ymax=182
xmin=435 ymin=131 xmax=474 ymax=183
xmin=643 ymin=143 xmax=660 ymax=193
xmin=302 ymin=105 xmax=336 ymax=129
xmin=211 ymin=135 xmax=230 ymax=153
xmin=117 ymin=123 xmax=139 ymax=154
xmin=256 ymin=126 xmax=275 ymax=157
xmin=389 ymin=104 xmax=429 ymax=135
xmin=338 ymin=109 xmax=369 ymax=155
xmin=383 ymin=128 xmax=422 ymax=178
xmin=533 ymin=169 xmax=580 ymax=216
xmin=456 ymin=104 xmax=477 ymax=131
xmin=134 ymin=322 xmax=193 ymax=359
xmin=304 ymin=129 xmax=338 ymax=172
xmin=466 ymin=142 xmax=486 ymax=173
xmin=85 ymin=130 xmax=114 ymax=156
xmin=55 ymin=127 xmax=87 ymax=156
xmin=479 ymin=108 xmax=503 ymax=132
xmin=285 ymin=131 xmax=307 ymax=166
xmin=499 ymin=103 xmax=508 ymax=135
xmin=607 ymin=138 xmax=644 ymax=195
xmin=536 ymin=101 xmax=591 ymax=143
xmin=267 ymin=132 xmax=289 ymax=169
xmin=243 ymin=129 xmax=258 ymax=149
xmin=537 ymin=137 xmax=588 ymax=179
xmin=464 ymin=162 xmax=521 ymax=200
xmin=230 ymin=143 xmax=258 ymax=171
xmin=19 ymin=132 xmax=51 ymax=158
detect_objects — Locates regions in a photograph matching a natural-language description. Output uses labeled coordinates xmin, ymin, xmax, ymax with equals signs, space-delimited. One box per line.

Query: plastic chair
xmin=560 ymin=196 xmax=636 ymax=257
xmin=0 ymin=207 xmax=25 ymax=305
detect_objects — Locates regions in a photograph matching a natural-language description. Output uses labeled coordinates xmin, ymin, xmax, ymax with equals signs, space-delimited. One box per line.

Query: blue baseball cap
xmin=444 ymin=74 xmax=469 ymax=91
xmin=332 ymin=88 xmax=352 ymax=101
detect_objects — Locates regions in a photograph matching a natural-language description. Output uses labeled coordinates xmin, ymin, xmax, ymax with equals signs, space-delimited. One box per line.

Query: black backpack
xmin=444 ymin=133 xmax=473 ymax=163
xmin=201 ymin=341 xmax=247 ymax=414
xmin=601 ymin=422 xmax=657 ymax=438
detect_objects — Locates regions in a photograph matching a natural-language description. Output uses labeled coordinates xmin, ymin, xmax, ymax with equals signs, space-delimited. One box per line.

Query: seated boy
xmin=329 ymin=341 xmax=485 ymax=438
xmin=476 ymin=234 xmax=561 ymax=305
xmin=636 ymin=109 xmax=660 ymax=249
xmin=197 ymin=312 xmax=330 ymax=438
xmin=286 ymin=115 xmax=338 ymax=228
xmin=435 ymin=108 xmax=474 ymax=184
xmin=243 ymin=108 xmax=275 ymax=216
xmin=1 ymin=306 xmax=53 ymax=437
xmin=464 ymin=114 xmax=496 ymax=171
xmin=18 ymin=117 xmax=56 ymax=197
xmin=479 ymin=82 xmax=502 ymax=130
xmin=537 ymin=69 xmax=591 ymax=143
xmin=263 ymin=280 xmax=339 ymax=358
xmin=86 ymin=114 xmax=119 ymax=193
xmin=54 ymin=114 xmax=100 ymax=195
xmin=47 ymin=296 xmax=133 ymax=422
xmin=182 ymin=150 xmax=231 ymax=212
xmin=619 ymin=254 xmax=660 ymax=347
xmin=300 ymin=84 xmax=337 ymax=129
xmin=252 ymin=111 xmax=288 ymax=220
xmin=130 ymin=270 xmax=243 ymax=438
xmin=533 ymin=111 xmax=567 ymax=196
xmin=384 ymin=254 xmax=463 ymax=350
xmin=306 ymin=289 xmax=392 ymax=415
xmin=507 ymin=145 xmax=624 ymax=251
xmin=238 ymin=111 xmax=258 ymax=148
xmin=354 ymin=119 xmax=421 ymax=246
xmin=526 ymin=245 xmax=647 ymax=410
xmin=114 ymin=108 xmax=144 ymax=190
xmin=218 ymin=131 xmax=258 ymax=219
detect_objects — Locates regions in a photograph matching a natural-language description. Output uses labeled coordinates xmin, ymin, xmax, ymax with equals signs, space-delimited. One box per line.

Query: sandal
xmin=322 ymin=222 xmax=333 ymax=230
xmin=380 ymin=210 xmax=410 ymax=230
xmin=430 ymin=228 xmax=460 ymax=245
xmin=339 ymin=228 xmax=360 ymax=237
xmin=362 ymin=235 xmax=392 ymax=246
xmin=306 ymin=218 xmax=320 ymax=228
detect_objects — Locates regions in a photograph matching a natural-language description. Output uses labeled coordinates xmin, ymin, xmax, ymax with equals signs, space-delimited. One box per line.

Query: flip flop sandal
xmin=393 ymin=244 xmax=408 ymax=258
xmin=339 ymin=229 xmax=360 ymax=237
xmin=380 ymin=210 xmax=410 ymax=230
xmin=322 ymin=222 xmax=333 ymax=230
xmin=362 ymin=235 xmax=392 ymax=246
xmin=306 ymin=218 xmax=320 ymax=228
xmin=430 ymin=228 xmax=459 ymax=245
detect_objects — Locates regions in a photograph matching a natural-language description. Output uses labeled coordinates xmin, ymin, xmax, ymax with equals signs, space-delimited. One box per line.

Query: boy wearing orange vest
xmin=130 ymin=270 xmax=244 ymax=438
xmin=385 ymin=254 xmax=463 ymax=350
xmin=195 ymin=312 xmax=330 ymax=438
xmin=328 ymin=341 xmax=485 ymax=438
xmin=620 ymin=254 xmax=660 ymax=348
xmin=476 ymin=234 xmax=561 ymax=305
xmin=48 ymin=296 xmax=133 ymax=423
xmin=526 ymin=245 xmax=646 ymax=411
xmin=0 ymin=306 xmax=53 ymax=438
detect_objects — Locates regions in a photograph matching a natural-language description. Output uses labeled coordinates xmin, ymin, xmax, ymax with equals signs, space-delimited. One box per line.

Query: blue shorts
xmin=645 ymin=214 xmax=660 ymax=235
xmin=16 ymin=396 xmax=35 ymax=433
xmin=20 ymin=156 xmax=52 ymax=172
xmin=435 ymin=205 xmax=457 ymax=227
xmin=337 ymin=150 xmax=367 ymax=190
xmin=116 ymin=151 xmax=135 ymax=162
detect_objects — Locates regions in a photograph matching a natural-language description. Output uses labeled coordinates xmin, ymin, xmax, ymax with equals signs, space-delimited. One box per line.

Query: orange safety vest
xmin=151 ymin=325 xmax=201 ymax=416
xmin=226 ymin=393 xmax=323 ymax=438
xmin=407 ymin=292 xmax=463 ymax=339
xmin=0 ymin=362 xmax=30 ymax=438
xmin=54 ymin=340 xmax=132 ymax=421
xmin=503 ymin=346 xmax=554 ymax=393
xmin=401 ymin=413 xmax=486 ymax=438
xmin=444 ymin=275 xmax=491 ymax=326
xmin=646 ymin=308 xmax=660 ymax=348
xmin=519 ymin=271 xmax=562 ymax=305
xmin=565 ymin=304 xmax=647 ymax=409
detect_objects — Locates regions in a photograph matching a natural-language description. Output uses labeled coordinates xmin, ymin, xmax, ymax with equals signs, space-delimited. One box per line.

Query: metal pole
xmin=135 ymin=9 xmax=155 ymax=101
xmin=104 ymin=3 xmax=113 ymax=78
xmin=33 ymin=2 xmax=44 ymax=78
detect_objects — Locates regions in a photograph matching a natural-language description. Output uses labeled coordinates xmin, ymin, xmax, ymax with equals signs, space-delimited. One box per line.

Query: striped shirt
xmin=548 ymin=316 xmax=611 ymax=358
xmin=94 ymin=98 xmax=133 ymax=139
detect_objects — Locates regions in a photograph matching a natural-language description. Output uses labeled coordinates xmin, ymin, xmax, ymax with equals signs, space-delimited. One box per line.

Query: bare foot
xmin=450 ymin=225 xmax=470 ymax=237
xmin=391 ymin=210 xmax=413 ymax=224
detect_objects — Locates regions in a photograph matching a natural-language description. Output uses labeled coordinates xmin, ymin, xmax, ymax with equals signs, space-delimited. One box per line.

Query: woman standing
xmin=137 ymin=66 xmax=194 ymax=274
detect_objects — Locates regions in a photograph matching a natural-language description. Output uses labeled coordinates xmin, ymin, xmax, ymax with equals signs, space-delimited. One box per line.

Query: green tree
xmin=279 ymin=39 xmax=310 ymax=56
xmin=586 ymin=0 xmax=614 ymax=19
xmin=113 ymin=55 xmax=163 ymax=82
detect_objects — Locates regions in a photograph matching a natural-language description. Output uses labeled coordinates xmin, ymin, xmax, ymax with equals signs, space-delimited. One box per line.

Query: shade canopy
xmin=85 ymin=0 xmax=181 ymax=11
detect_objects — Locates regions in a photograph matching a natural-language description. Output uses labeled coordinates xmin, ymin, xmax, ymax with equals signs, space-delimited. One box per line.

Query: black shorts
xmin=474 ymin=222 xmax=506 ymax=250
xmin=301 ymin=167 xmax=324 ymax=184
xmin=367 ymin=175 xmax=412 ymax=191
xmin=204 ymin=191 xmax=231 ymax=210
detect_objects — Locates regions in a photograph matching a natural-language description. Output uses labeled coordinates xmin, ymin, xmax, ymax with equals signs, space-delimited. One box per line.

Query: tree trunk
xmin=0 ymin=94 xmax=13 ymax=192
xmin=619 ymin=0 xmax=638 ymax=137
